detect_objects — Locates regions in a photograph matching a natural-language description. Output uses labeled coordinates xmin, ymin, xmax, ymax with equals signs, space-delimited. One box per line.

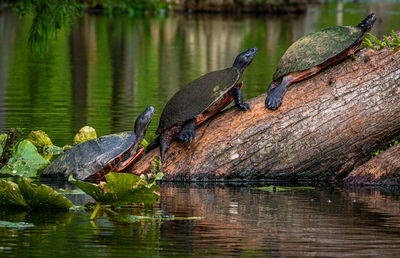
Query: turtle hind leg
xmin=178 ymin=118 xmax=197 ymax=141
xmin=160 ymin=134 xmax=172 ymax=162
xmin=146 ymin=136 xmax=160 ymax=153
xmin=233 ymin=86 xmax=250 ymax=111
xmin=265 ymin=77 xmax=291 ymax=110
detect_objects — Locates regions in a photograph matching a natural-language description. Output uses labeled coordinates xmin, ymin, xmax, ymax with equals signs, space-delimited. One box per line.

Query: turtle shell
xmin=42 ymin=132 xmax=136 ymax=181
xmin=273 ymin=26 xmax=363 ymax=81
xmin=157 ymin=67 xmax=240 ymax=134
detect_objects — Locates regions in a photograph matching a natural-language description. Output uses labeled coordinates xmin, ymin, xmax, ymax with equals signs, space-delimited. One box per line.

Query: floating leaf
xmin=28 ymin=130 xmax=53 ymax=148
xmin=73 ymin=126 xmax=97 ymax=145
xmin=0 ymin=220 xmax=34 ymax=229
xmin=0 ymin=140 xmax=49 ymax=178
xmin=107 ymin=214 xmax=203 ymax=224
xmin=252 ymin=186 xmax=315 ymax=192
xmin=0 ymin=178 xmax=73 ymax=210
xmin=0 ymin=180 xmax=27 ymax=207
xmin=17 ymin=177 xmax=73 ymax=210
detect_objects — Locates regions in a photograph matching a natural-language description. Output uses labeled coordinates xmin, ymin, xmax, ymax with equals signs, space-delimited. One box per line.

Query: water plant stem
xmin=90 ymin=202 xmax=101 ymax=220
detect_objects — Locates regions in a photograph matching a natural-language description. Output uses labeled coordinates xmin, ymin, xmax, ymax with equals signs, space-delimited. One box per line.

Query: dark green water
xmin=1 ymin=1 xmax=400 ymax=256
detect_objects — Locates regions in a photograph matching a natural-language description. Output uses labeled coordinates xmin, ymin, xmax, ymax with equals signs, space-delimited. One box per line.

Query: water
xmin=1 ymin=2 xmax=400 ymax=145
xmin=1 ymin=184 xmax=400 ymax=256
xmin=1 ymin=1 xmax=400 ymax=256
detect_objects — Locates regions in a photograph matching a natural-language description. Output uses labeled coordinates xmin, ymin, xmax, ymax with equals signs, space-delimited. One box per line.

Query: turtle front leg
xmin=233 ymin=86 xmax=250 ymax=111
xmin=178 ymin=118 xmax=197 ymax=141
xmin=265 ymin=76 xmax=291 ymax=110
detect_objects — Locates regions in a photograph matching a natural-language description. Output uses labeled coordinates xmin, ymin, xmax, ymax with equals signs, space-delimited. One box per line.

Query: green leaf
xmin=107 ymin=213 xmax=203 ymax=224
xmin=69 ymin=172 xmax=161 ymax=206
xmin=0 ymin=140 xmax=49 ymax=177
xmin=73 ymin=126 xmax=97 ymax=145
xmin=17 ymin=177 xmax=73 ymax=210
xmin=252 ymin=186 xmax=315 ymax=192
xmin=383 ymin=35 xmax=392 ymax=47
xmin=392 ymin=30 xmax=400 ymax=45
xmin=28 ymin=130 xmax=53 ymax=148
xmin=367 ymin=33 xmax=385 ymax=49
xmin=0 ymin=180 xmax=27 ymax=207
xmin=140 ymin=138 xmax=149 ymax=148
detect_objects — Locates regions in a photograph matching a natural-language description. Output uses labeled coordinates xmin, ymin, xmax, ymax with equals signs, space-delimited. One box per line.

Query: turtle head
xmin=134 ymin=106 xmax=155 ymax=137
xmin=358 ymin=13 xmax=376 ymax=33
xmin=232 ymin=46 xmax=257 ymax=75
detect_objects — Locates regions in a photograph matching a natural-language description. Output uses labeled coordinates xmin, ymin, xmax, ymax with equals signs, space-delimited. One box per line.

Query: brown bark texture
xmin=130 ymin=38 xmax=400 ymax=182
xmin=344 ymin=143 xmax=400 ymax=185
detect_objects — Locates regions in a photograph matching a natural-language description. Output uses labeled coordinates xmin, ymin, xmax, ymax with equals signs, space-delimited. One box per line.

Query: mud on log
xmin=130 ymin=39 xmax=400 ymax=181
xmin=344 ymin=144 xmax=400 ymax=186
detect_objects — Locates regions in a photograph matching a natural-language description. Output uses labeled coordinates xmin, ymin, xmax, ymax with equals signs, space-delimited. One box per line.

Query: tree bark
xmin=344 ymin=143 xmax=400 ymax=186
xmin=130 ymin=37 xmax=400 ymax=181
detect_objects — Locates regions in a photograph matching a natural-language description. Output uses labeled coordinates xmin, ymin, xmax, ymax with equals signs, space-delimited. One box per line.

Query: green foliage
xmin=152 ymin=156 xmax=162 ymax=173
xmin=0 ymin=177 xmax=73 ymax=210
xmin=69 ymin=172 xmax=163 ymax=219
xmin=0 ymin=140 xmax=49 ymax=178
xmin=27 ymin=130 xmax=53 ymax=147
xmin=252 ymin=186 xmax=315 ymax=192
xmin=372 ymin=139 xmax=399 ymax=156
xmin=362 ymin=31 xmax=400 ymax=52
xmin=13 ymin=0 xmax=81 ymax=54
xmin=73 ymin=126 xmax=97 ymax=145
xmin=107 ymin=214 xmax=203 ymax=223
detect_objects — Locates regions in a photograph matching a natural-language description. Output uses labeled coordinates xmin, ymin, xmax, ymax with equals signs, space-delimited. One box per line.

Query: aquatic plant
xmin=362 ymin=30 xmax=400 ymax=52
xmin=0 ymin=177 xmax=73 ymax=210
xmin=0 ymin=140 xmax=49 ymax=178
xmin=69 ymin=172 xmax=163 ymax=220
xmin=73 ymin=126 xmax=97 ymax=145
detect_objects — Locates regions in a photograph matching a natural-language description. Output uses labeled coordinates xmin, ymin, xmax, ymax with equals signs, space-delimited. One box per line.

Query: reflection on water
xmin=0 ymin=184 xmax=400 ymax=256
xmin=1 ymin=3 xmax=400 ymax=145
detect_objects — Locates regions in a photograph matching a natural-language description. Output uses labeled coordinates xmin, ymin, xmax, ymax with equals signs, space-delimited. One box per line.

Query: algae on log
xmin=344 ymin=144 xmax=400 ymax=186
xmin=130 ymin=37 xmax=400 ymax=181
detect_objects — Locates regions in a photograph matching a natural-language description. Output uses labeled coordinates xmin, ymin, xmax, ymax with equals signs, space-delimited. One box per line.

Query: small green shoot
xmin=363 ymin=31 xmax=400 ymax=52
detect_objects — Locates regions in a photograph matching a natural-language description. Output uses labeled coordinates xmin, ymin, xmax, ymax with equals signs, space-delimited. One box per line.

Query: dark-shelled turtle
xmin=146 ymin=47 xmax=257 ymax=161
xmin=41 ymin=106 xmax=154 ymax=181
xmin=265 ymin=13 xmax=376 ymax=110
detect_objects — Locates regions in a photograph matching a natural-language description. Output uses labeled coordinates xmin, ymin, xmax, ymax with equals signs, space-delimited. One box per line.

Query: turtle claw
xmin=238 ymin=103 xmax=251 ymax=111
xmin=265 ymin=95 xmax=282 ymax=110
xmin=178 ymin=131 xmax=197 ymax=141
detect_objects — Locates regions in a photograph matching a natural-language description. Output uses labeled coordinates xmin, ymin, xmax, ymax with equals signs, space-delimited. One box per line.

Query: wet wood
xmin=130 ymin=37 xmax=400 ymax=181
xmin=344 ymin=144 xmax=400 ymax=185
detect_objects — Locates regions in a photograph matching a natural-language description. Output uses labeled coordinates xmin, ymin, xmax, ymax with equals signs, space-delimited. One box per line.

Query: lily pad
xmin=108 ymin=214 xmax=204 ymax=224
xmin=69 ymin=172 xmax=161 ymax=206
xmin=0 ymin=140 xmax=49 ymax=177
xmin=28 ymin=130 xmax=53 ymax=147
xmin=0 ymin=180 xmax=27 ymax=207
xmin=73 ymin=126 xmax=97 ymax=145
xmin=0 ymin=220 xmax=34 ymax=229
xmin=17 ymin=177 xmax=73 ymax=210
xmin=0 ymin=178 xmax=73 ymax=210
xmin=252 ymin=186 xmax=315 ymax=192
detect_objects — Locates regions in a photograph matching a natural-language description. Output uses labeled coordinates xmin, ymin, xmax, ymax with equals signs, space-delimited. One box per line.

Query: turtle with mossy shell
xmin=41 ymin=106 xmax=155 ymax=181
xmin=265 ymin=13 xmax=376 ymax=110
xmin=146 ymin=47 xmax=258 ymax=161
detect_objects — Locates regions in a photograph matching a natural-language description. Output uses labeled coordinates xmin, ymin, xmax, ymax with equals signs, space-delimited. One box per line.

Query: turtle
xmin=146 ymin=47 xmax=257 ymax=161
xmin=41 ymin=106 xmax=154 ymax=181
xmin=265 ymin=13 xmax=376 ymax=110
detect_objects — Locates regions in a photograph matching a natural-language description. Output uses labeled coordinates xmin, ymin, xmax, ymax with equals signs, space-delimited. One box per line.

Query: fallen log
xmin=130 ymin=36 xmax=400 ymax=181
xmin=344 ymin=143 xmax=400 ymax=185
